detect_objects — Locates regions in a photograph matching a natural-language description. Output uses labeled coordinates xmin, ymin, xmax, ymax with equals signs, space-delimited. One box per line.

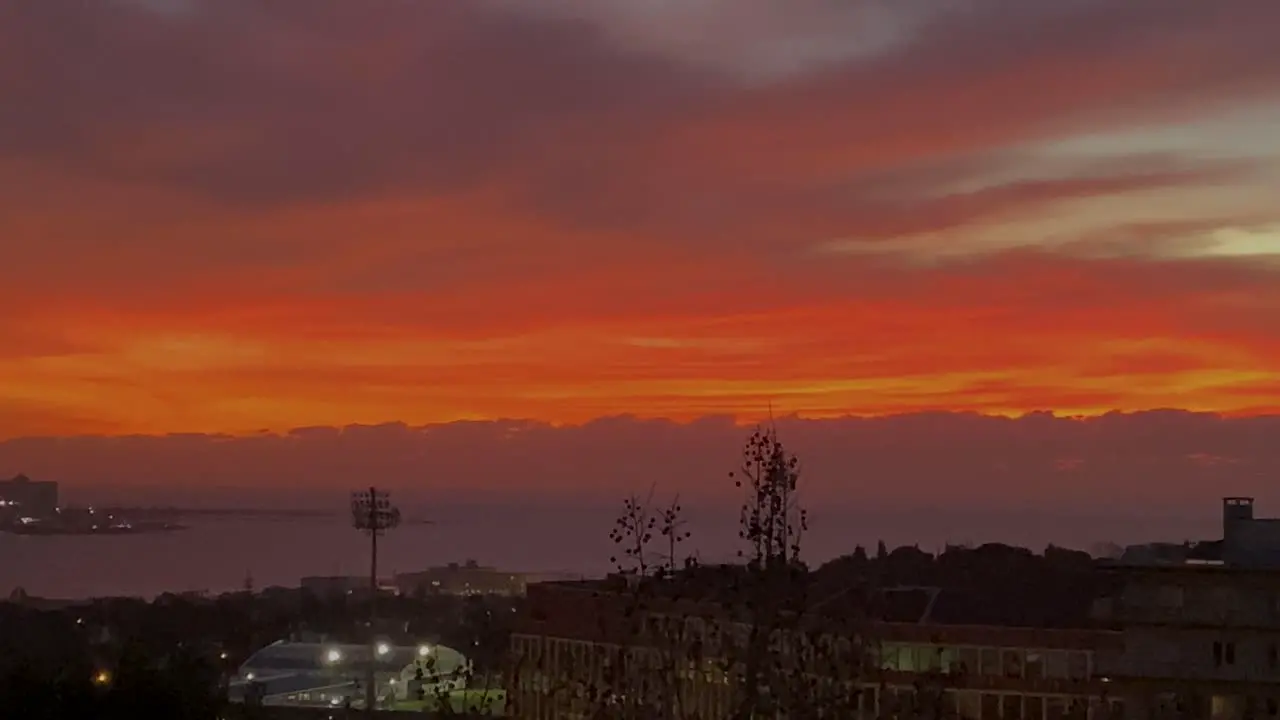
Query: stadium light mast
xmin=351 ymin=487 xmax=400 ymax=714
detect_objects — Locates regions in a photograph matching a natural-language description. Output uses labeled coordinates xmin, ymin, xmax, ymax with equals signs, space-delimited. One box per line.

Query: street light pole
xmin=351 ymin=487 xmax=400 ymax=715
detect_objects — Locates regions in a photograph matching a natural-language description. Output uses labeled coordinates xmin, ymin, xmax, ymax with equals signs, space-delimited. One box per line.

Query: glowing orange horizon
xmin=4 ymin=267 xmax=1277 ymax=438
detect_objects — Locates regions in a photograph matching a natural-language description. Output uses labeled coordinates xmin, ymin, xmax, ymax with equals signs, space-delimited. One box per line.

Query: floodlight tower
xmin=351 ymin=487 xmax=400 ymax=714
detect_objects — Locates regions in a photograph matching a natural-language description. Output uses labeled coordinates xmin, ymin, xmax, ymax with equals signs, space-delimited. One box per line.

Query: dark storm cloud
xmin=3 ymin=0 xmax=1278 ymax=216
xmin=0 ymin=0 xmax=713 ymax=207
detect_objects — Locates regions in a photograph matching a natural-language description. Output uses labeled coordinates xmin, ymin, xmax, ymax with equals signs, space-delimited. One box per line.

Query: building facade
xmin=508 ymin=579 xmax=1121 ymax=719
xmin=1094 ymin=563 xmax=1280 ymax=719
xmin=395 ymin=561 xmax=528 ymax=597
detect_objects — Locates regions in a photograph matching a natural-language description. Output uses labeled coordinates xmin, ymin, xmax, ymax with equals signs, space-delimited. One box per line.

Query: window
xmin=940 ymin=691 xmax=959 ymax=716
xmin=981 ymin=648 xmax=1001 ymax=676
xmin=956 ymin=692 xmax=981 ymax=720
xmin=1044 ymin=651 xmax=1069 ymax=678
xmin=959 ymin=647 xmax=981 ymax=675
xmin=1208 ymin=638 xmax=1228 ymax=666
xmin=981 ymin=694 xmax=1001 ymax=719
xmin=898 ymin=645 xmax=919 ymax=672
xmin=1213 ymin=641 xmax=1236 ymax=667
xmin=881 ymin=644 xmax=904 ymax=672
xmin=882 ymin=687 xmax=903 ymax=714
xmin=1002 ymin=694 xmax=1024 ymax=720
xmin=939 ymin=646 xmax=961 ymax=674
xmin=897 ymin=687 xmax=917 ymax=713
xmin=1025 ymin=650 xmax=1045 ymax=680
xmin=917 ymin=645 xmax=941 ymax=673
xmin=1045 ymin=697 xmax=1070 ymax=720
xmin=1067 ymin=651 xmax=1089 ymax=680
xmin=1003 ymin=649 xmax=1024 ymax=678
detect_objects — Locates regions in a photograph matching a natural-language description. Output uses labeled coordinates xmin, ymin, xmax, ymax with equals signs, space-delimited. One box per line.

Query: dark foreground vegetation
xmin=0 ymin=586 xmax=520 ymax=717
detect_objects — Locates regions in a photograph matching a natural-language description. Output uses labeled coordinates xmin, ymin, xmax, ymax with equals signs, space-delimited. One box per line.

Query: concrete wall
xmin=1229 ymin=519 xmax=1280 ymax=566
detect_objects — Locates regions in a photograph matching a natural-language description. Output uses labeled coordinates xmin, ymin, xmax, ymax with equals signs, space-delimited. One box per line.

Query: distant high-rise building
xmin=0 ymin=474 xmax=59 ymax=518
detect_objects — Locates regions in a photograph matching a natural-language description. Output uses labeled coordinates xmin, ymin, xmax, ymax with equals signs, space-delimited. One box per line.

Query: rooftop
xmin=240 ymin=640 xmax=463 ymax=675
xmin=533 ymin=564 xmax=1102 ymax=631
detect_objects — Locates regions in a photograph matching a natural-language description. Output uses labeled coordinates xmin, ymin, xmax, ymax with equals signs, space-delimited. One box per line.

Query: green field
xmin=392 ymin=688 xmax=506 ymax=715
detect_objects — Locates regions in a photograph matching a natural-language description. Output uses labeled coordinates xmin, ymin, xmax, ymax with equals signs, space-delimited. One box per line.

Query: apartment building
xmin=395 ymin=560 xmax=528 ymax=597
xmin=508 ymin=577 xmax=1121 ymax=719
xmin=1093 ymin=497 xmax=1280 ymax=719
xmin=1096 ymin=563 xmax=1280 ymax=718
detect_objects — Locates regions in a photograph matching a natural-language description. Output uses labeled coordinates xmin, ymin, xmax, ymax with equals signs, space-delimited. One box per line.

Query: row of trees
xmin=0 ymin=604 xmax=225 ymax=719
xmin=1 ymin=573 xmax=518 ymax=716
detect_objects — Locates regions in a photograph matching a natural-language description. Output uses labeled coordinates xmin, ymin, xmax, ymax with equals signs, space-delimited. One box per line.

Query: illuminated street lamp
xmin=351 ymin=487 xmax=400 ymax=714
xmin=376 ymin=642 xmax=391 ymax=657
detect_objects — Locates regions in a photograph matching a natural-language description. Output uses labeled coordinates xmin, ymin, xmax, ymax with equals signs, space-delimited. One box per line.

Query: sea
xmin=0 ymin=502 xmax=1219 ymax=600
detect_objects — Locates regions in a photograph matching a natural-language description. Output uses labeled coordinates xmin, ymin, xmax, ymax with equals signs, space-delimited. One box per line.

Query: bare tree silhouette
xmin=508 ymin=425 xmax=876 ymax=719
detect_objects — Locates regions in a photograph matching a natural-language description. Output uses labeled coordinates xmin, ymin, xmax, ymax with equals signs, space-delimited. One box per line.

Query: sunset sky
xmin=2 ymin=0 xmax=1279 ymax=440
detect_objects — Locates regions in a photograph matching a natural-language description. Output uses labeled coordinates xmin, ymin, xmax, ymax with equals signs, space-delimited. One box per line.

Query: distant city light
xmin=220 ymin=652 xmax=229 ymax=660
xmin=376 ymin=642 xmax=391 ymax=657
xmin=245 ymin=672 xmax=255 ymax=681
xmin=325 ymin=647 xmax=343 ymax=664
xmin=93 ymin=670 xmax=112 ymax=686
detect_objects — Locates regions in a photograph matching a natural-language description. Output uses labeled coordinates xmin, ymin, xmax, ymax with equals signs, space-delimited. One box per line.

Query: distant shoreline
xmin=0 ymin=522 xmax=188 ymax=537
xmin=96 ymin=507 xmax=342 ymax=519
